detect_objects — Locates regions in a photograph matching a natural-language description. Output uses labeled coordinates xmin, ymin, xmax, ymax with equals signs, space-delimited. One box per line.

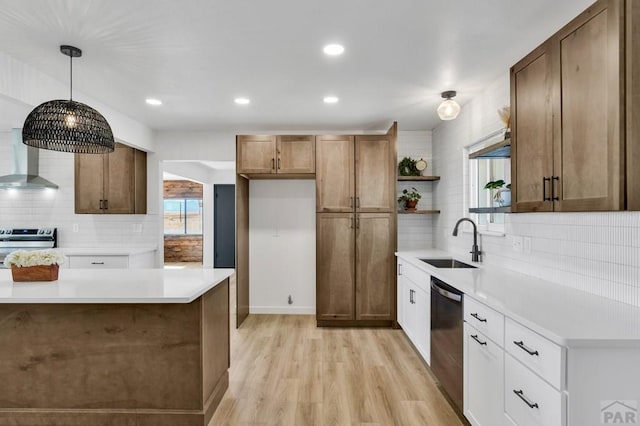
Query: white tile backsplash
xmin=0 ymin=131 xmax=159 ymax=249
xmin=432 ymin=72 xmax=640 ymax=307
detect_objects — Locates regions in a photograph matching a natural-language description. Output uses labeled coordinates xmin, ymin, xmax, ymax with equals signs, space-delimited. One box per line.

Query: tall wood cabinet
xmin=236 ymin=135 xmax=315 ymax=175
xmin=75 ymin=142 xmax=147 ymax=214
xmin=512 ymin=0 xmax=639 ymax=212
xmin=315 ymin=124 xmax=397 ymax=326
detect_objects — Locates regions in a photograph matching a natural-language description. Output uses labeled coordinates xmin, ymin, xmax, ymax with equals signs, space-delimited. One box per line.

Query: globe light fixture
xmin=437 ymin=90 xmax=461 ymax=121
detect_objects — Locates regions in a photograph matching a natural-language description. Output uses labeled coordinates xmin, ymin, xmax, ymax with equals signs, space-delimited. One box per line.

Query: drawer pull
xmin=91 ymin=262 xmax=105 ymax=265
xmin=471 ymin=312 xmax=487 ymax=323
xmin=513 ymin=389 xmax=539 ymax=409
xmin=514 ymin=340 xmax=539 ymax=356
xmin=470 ymin=334 xmax=487 ymax=346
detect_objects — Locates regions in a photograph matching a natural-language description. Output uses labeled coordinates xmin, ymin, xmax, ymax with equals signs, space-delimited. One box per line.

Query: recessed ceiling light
xmin=234 ymin=97 xmax=250 ymax=105
xmin=323 ymin=96 xmax=339 ymax=104
xmin=145 ymin=98 xmax=162 ymax=106
xmin=323 ymin=44 xmax=345 ymax=56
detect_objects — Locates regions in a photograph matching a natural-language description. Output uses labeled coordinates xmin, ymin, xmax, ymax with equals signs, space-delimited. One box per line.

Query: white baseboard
xmin=250 ymin=306 xmax=315 ymax=315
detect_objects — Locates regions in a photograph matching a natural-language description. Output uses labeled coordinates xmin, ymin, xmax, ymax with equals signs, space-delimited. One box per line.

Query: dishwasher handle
xmin=430 ymin=278 xmax=462 ymax=303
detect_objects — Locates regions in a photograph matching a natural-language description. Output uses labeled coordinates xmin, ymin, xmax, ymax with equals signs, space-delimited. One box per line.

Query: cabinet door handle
xmin=471 ymin=334 xmax=487 ymax=346
xmin=513 ymin=340 xmax=539 ymax=356
xmin=349 ymin=197 xmax=354 ymax=208
xmin=471 ymin=312 xmax=487 ymax=323
xmin=398 ymin=263 xmax=402 ymax=276
xmin=104 ymin=199 xmax=108 ymax=210
xmin=542 ymin=177 xmax=551 ymax=201
xmin=356 ymin=197 xmax=360 ymax=208
xmin=355 ymin=216 xmax=359 ymax=229
xmin=552 ymin=176 xmax=559 ymax=201
xmin=513 ymin=389 xmax=539 ymax=409
xmin=271 ymin=158 xmax=275 ymax=170
xmin=91 ymin=262 xmax=105 ymax=265
xmin=350 ymin=216 xmax=354 ymax=229
xmin=409 ymin=289 xmax=414 ymax=304
xmin=99 ymin=200 xmax=104 ymax=210
xmin=277 ymin=158 xmax=281 ymax=170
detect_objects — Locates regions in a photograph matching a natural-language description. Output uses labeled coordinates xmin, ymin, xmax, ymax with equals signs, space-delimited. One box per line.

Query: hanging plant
xmin=398 ymin=157 xmax=420 ymax=176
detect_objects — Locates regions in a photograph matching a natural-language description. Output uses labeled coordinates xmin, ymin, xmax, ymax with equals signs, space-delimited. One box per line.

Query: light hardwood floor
xmin=209 ymin=279 xmax=464 ymax=426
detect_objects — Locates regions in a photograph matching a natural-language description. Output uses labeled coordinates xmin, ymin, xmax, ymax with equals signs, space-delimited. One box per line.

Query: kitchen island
xmin=0 ymin=268 xmax=234 ymax=426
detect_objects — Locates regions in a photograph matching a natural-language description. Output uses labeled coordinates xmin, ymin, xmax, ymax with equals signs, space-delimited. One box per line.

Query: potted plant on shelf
xmin=484 ymin=179 xmax=511 ymax=207
xmin=398 ymin=157 xmax=420 ymax=176
xmin=4 ymin=249 xmax=65 ymax=282
xmin=398 ymin=187 xmax=422 ymax=211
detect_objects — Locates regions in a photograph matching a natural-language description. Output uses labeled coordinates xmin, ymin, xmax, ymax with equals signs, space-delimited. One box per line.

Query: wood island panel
xmin=0 ymin=278 xmax=230 ymax=426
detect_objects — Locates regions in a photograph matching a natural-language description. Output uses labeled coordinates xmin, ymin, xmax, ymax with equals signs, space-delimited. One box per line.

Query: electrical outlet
xmin=524 ymin=237 xmax=532 ymax=254
xmin=72 ymin=224 xmax=79 ymax=233
xmin=512 ymin=235 xmax=523 ymax=253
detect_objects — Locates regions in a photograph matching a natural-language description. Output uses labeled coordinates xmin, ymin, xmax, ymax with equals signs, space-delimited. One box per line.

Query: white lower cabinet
xmin=396 ymin=258 xmax=430 ymax=365
xmin=66 ymin=251 xmax=155 ymax=269
xmin=505 ymin=354 xmax=563 ymax=426
xmin=464 ymin=322 xmax=504 ymax=426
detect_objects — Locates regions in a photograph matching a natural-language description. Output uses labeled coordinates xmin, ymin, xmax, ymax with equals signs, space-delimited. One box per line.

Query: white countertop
xmin=62 ymin=246 xmax=157 ymax=256
xmin=397 ymin=250 xmax=640 ymax=348
xmin=0 ymin=268 xmax=234 ymax=303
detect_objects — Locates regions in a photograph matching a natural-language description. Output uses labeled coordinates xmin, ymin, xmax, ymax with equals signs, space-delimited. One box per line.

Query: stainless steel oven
xmin=0 ymin=228 xmax=57 ymax=268
xmin=430 ymin=275 xmax=464 ymax=413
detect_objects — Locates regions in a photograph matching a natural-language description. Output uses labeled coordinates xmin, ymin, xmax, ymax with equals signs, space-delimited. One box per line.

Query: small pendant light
xmin=22 ymin=45 xmax=115 ymax=154
xmin=437 ymin=90 xmax=461 ymax=121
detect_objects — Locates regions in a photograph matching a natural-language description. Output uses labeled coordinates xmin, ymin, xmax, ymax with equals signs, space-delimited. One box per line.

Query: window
xmin=163 ymin=199 xmax=203 ymax=235
xmin=466 ymin=130 xmax=511 ymax=234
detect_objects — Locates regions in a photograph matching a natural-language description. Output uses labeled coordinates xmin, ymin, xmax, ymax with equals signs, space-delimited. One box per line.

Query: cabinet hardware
xmin=99 ymin=200 xmax=104 ymax=210
xmin=91 ymin=262 xmax=105 ymax=265
xmin=409 ymin=289 xmax=414 ymax=304
xmin=350 ymin=216 xmax=355 ymax=229
xmin=513 ymin=389 xmax=539 ymax=409
xmin=271 ymin=158 xmax=275 ymax=170
xmin=471 ymin=312 xmax=487 ymax=323
xmin=356 ymin=197 xmax=360 ymax=208
xmin=470 ymin=334 xmax=487 ymax=346
xmin=104 ymin=199 xmax=108 ymax=210
xmin=349 ymin=197 xmax=354 ymax=208
xmin=552 ymin=176 xmax=559 ymax=201
xmin=277 ymin=158 xmax=281 ymax=170
xmin=542 ymin=177 xmax=551 ymax=201
xmin=513 ymin=340 xmax=539 ymax=356
xmin=355 ymin=216 xmax=360 ymax=229
xmin=398 ymin=264 xmax=402 ymax=275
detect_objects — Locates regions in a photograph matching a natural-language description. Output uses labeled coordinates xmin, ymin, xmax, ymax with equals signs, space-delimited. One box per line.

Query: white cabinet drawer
xmin=464 ymin=297 xmax=504 ymax=347
xmin=399 ymin=260 xmax=430 ymax=291
xmin=505 ymin=354 xmax=564 ymax=426
xmin=505 ymin=318 xmax=563 ymax=389
xmin=67 ymin=255 xmax=129 ymax=269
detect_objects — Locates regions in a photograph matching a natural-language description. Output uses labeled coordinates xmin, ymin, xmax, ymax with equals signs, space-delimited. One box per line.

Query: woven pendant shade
xmin=22 ymin=45 xmax=115 ymax=154
xmin=22 ymin=99 xmax=114 ymax=154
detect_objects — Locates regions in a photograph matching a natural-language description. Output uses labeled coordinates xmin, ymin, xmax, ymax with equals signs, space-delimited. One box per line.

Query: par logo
xmin=601 ymin=400 xmax=638 ymax=424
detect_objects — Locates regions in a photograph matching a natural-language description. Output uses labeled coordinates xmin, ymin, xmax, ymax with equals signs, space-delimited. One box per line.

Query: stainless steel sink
xmin=419 ymin=258 xmax=477 ymax=269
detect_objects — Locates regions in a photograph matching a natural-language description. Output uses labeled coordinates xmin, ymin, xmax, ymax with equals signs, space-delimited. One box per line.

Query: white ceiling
xmin=0 ymin=0 xmax=593 ymax=132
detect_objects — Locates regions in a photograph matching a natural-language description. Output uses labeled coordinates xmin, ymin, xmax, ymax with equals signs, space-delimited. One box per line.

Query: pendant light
xmin=437 ymin=90 xmax=461 ymax=121
xmin=22 ymin=45 xmax=115 ymax=154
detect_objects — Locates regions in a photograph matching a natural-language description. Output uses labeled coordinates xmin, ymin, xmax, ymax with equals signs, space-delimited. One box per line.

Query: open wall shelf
xmin=397 ymin=176 xmax=440 ymax=181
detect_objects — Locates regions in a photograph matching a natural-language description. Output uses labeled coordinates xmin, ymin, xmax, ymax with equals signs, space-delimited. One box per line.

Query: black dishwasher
xmin=430 ymin=276 xmax=464 ymax=413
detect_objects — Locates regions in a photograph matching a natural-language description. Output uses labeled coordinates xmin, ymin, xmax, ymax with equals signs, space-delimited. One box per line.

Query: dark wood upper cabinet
xmin=315 ymin=135 xmax=355 ymax=212
xmin=75 ymin=143 xmax=146 ymax=214
xmin=511 ymin=0 xmax=635 ymax=212
xmin=236 ymin=135 xmax=315 ymax=176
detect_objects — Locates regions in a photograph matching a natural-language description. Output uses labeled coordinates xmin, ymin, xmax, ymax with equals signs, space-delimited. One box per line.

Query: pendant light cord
xmin=69 ymin=53 xmax=73 ymax=101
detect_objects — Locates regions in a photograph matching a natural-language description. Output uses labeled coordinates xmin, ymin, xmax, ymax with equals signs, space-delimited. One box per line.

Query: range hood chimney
xmin=0 ymin=129 xmax=58 ymax=189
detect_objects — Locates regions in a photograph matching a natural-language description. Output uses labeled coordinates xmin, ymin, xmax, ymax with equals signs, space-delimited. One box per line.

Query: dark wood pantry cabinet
xmin=315 ymin=124 xmax=397 ymax=326
xmin=75 ymin=142 xmax=147 ymax=214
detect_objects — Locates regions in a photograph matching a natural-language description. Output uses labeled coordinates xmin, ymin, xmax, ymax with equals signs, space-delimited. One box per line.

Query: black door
xmin=214 ymin=184 xmax=235 ymax=268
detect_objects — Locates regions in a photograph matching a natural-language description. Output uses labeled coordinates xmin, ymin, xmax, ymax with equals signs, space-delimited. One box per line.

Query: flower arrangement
xmin=4 ymin=249 xmax=65 ymax=268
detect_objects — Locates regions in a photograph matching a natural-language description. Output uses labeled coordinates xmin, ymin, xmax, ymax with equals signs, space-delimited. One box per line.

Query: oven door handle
xmin=431 ymin=282 xmax=462 ymax=303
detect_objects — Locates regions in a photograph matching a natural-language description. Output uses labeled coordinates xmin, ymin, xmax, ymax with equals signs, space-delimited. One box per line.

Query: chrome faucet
xmin=452 ymin=218 xmax=481 ymax=262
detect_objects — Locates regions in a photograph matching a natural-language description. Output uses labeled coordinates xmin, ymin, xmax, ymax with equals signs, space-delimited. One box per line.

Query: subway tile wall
xmin=397 ymin=130 xmax=435 ymax=251
xmin=432 ymin=72 xmax=640 ymax=307
xmin=0 ymin=132 xmax=159 ymax=249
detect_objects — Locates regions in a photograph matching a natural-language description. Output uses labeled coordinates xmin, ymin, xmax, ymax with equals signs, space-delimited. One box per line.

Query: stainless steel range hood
xmin=0 ymin=129 xmax=58 ymax=189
